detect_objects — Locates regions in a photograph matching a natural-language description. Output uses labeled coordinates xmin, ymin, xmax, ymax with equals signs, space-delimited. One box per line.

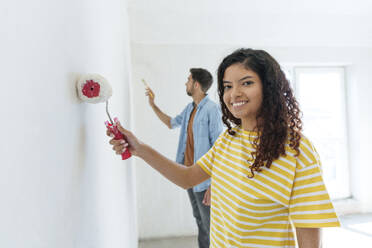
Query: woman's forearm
xmin=138 ymin=143 xmax=208 ymax=189
xmin=296 ymin=228 xmax=322 ymax=248
xmin=108 ymin=121 xmax=209 ymax=188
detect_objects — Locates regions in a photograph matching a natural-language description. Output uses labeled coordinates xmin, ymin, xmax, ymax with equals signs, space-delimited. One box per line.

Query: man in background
xmin=145 ymin=68 xmax=223 ymax=248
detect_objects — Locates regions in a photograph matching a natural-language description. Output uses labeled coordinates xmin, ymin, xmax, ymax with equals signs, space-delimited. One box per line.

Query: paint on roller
xmin=76 ymin=73 xmax=131 ymax=160
xmin=77 ymin=74 xmax=112 ymax=104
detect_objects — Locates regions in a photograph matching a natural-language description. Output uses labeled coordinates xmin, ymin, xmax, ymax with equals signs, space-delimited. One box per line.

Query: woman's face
xmin=222 ymin=63 xmax=263 ymax=126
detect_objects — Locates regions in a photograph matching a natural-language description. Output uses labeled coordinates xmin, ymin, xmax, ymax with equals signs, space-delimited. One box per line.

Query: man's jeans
xmin=187 ymin=188 xmax=210 ymax=248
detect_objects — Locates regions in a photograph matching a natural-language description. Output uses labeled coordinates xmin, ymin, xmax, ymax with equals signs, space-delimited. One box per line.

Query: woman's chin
xmin=230 ymin=111 xmax=245 ymax=120
xmin=227 ymin=108 xmax=251 ymax=120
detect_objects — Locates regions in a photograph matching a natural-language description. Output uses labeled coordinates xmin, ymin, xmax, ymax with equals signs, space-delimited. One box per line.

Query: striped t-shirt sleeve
xmin=196 ymin=133 xmax=223 ymax=176
xmin=288 ymin=139 xmax=340 ymax=228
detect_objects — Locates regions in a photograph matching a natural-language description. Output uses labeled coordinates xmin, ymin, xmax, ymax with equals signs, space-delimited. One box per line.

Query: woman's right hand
xmin=106 ymin=120 xmax=142 ymax=157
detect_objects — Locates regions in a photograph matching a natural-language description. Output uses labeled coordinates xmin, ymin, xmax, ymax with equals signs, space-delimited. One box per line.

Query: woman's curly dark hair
xmin=217 ymin=48 xmax=302 ymax=178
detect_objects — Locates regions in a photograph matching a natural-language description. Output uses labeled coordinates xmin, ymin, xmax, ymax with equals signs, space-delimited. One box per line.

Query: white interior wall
xmin=128 ymin=0 xmax=372 ymax=239
xmin=128 ymin=0 xmax=372 ymax=47
xmin=0 ymin=0 xmax=137 ymax=247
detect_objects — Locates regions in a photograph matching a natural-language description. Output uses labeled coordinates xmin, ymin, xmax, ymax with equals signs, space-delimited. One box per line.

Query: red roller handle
xmin=105 ymin=120 xmax=132 ymax=160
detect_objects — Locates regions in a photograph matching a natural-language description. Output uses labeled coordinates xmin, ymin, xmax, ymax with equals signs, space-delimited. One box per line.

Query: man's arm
xmin=151 ymin=104 xmax=172 ymax=129
xmin=296 ymin=228 xmax=322 ymax=248
xmin=146 ymin=87 xmax=172 ymax=128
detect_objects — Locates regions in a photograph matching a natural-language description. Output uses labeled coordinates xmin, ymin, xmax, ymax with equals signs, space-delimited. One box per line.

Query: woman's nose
xmin=231 ymin=85 xmax=242 ymax=98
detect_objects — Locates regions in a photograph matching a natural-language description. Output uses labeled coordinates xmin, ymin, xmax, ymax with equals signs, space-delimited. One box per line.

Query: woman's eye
xmin=223 ymin=85 xmax=231 ymax=90
xmin=243 ymin=81 xmax=254 ymax=86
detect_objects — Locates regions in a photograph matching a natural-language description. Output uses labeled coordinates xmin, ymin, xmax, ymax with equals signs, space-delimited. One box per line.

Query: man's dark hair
xmin=190 ymin=68 xmax=213 ymax=93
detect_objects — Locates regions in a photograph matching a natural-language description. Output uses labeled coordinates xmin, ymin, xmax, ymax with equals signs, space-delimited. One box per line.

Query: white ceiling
xmin=128 ymin=0 xmax=372 ymax=46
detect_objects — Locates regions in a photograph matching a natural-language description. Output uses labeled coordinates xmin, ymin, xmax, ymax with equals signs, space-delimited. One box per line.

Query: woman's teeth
xmin=232 ymin=101 xmax=247 ymax=107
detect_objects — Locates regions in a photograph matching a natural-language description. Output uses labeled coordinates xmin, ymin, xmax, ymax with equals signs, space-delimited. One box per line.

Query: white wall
xmin=0 ymin=0 xmax=137 ymax=247
xmin=128 ymin=0 xmax=372 ymax=47
xmin=128 ymin=0 xmax=372 ymax=239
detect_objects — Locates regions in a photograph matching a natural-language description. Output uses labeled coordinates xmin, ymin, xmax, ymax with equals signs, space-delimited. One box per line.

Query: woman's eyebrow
xmin=238 ymin=75 xmax=254 ymax=82
xmin=223 ymin=75 xmax=254 ymax=84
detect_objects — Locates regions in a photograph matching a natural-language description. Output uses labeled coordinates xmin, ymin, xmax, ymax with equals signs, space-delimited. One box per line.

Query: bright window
xmin=287 ymin=67 xmax=350 ymax=199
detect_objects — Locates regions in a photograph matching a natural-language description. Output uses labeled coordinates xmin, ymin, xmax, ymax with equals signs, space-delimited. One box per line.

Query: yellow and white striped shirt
xmin=197 ymin=126 xmax=340 ymax=248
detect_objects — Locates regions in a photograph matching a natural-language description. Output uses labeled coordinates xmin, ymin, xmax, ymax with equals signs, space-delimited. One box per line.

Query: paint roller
xmin=76 ymin=73 xmax=131 ymax=160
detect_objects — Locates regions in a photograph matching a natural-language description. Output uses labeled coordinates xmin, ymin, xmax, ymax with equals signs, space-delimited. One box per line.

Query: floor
xmin=139 ymin=213 xmax=372 ymax=248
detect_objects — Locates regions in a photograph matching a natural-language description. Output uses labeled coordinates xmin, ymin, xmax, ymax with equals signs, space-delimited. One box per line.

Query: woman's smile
xmin=231 ymin=100 xmax=248 ymax=108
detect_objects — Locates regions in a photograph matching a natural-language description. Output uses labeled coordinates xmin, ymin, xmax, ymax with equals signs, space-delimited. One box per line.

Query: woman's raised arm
xmin=108 ymin=120 xmax=210 ymax=189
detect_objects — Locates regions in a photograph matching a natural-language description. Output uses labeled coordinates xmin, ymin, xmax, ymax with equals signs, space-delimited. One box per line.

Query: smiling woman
xmin=108 ymin=48 xmax=340 ymax=248
xmin=204 ymin=48 xmax=340 ymax=247
xmin=217 ymin=49 xmax=302 ymax=178
xmin=222 ymin=64 xmax=263 ymax=131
